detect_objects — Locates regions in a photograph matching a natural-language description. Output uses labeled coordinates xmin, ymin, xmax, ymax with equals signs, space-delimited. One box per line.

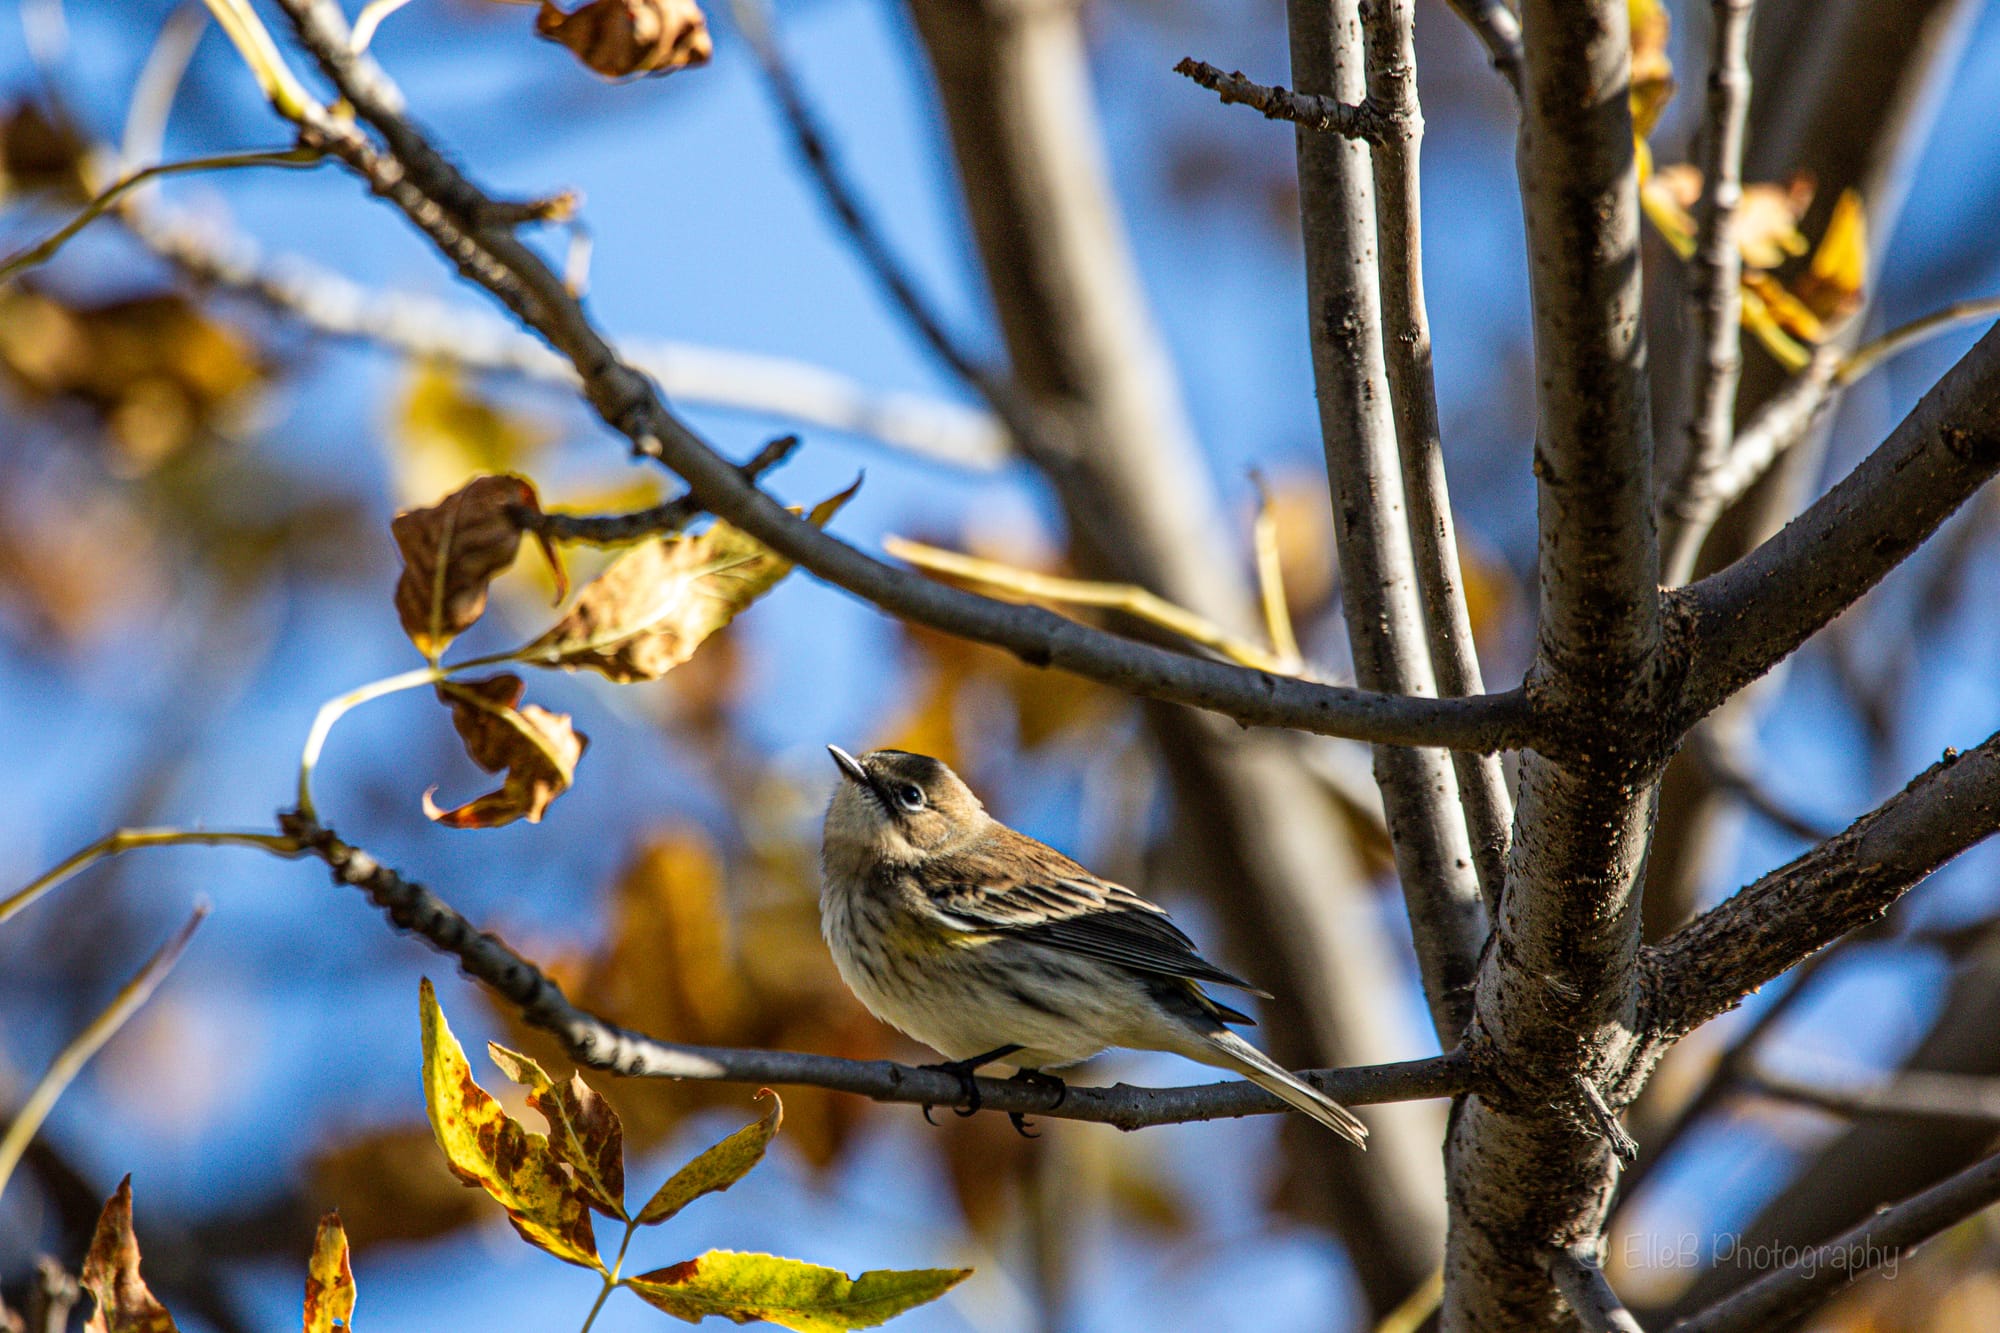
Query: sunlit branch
xmin=1173 ymin=57 xmax=1391 ymax=141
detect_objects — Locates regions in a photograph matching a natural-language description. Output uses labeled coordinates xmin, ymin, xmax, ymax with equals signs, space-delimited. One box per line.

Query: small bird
xmin=819 ymin=745 xmax=1367 ymax=1145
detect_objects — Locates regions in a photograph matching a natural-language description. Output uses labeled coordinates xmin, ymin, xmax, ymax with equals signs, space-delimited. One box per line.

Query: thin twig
xmin=520 ymin=434 xmax=800 ymax=545
xmin=0 ymin=906 xmax=208 ymax=1199
xmin=277 ymin=810 xmax=1480 ymax=1128
xmin=1661 ymin=0 xmax=1757 ymax=586
xmin=0 ymin=146 xmax=322 ymax=283
xmin=1691 ymin=727 xmax=1837 ymax=844
xmin=1546 ymin=1246 xmax=1648 ymax=1333
xmin=1668 ymin=1144 xmax=2000 ymax=1333
xmin=1173 ymin=57 xmax=1391 ymax=142
xmin=1745 ymin=1064 xmax=2000 ymax=1124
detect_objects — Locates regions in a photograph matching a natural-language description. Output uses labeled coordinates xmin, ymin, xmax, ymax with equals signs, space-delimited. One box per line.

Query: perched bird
xmin=819 ymin=745 xmax=1367 ymax=1145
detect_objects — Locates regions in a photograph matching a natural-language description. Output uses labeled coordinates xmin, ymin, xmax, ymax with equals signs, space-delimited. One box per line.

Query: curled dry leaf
xmin=80 ymin=1177 xmax=178 ymax=1333
xmin=391 ymin=474 xmax=562 ymax=659
xmin=487 ymin=1044 xmax=628 ymax=1219
xmin=301 ymin=1212 xmax=356 ymax=1333
xmin=527 ymin=481 xmax=857 ymax=683
xmin=425 ymin=674 xmax=588 ymax=829
xmin=417 ymin=979 xmax=602 ymax=1270
xmin=535 ymin=0 xmax=711 ymax=79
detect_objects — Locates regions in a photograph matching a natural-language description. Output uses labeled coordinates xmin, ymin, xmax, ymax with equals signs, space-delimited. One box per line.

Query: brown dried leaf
xmin=392 ymin=475 xmax=560 ymax=658
xmin=488 ymin=1044 xmax=628 ymax=1218
xmin=528 ymin=482 xmax=856 ymax=683
xmin=1 ymin=101 xmax=88 ymax=201
xmin=425 ymin=674 xmax=588 ymax=828
xmin=301 ymin=1212 xmax=356 ymax=1333
xmin=308 ymin=1126 xmax=493 ymax=1249
xmin=535 ymin=0 xmax=711 ymax=79
xmin=80 ymin=1178 xmax=177 ymax=1333
xmin=1734 ymin=176 xmax=1814 ymax=271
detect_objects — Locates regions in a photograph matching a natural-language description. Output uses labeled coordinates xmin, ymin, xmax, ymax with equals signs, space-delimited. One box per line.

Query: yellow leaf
xmin=527 ymin=481 xmax=857 ymax=682
xmin=417 ymin=979 xmax=602 ymax=1270
xmin=1739 ymin=278 xmax=1816 ymax=371
xmin=424 ymin=674 xmax=588 ymax=829
xmin=625 ymin=1251 xmax=970 ymax=1331
xmin=1794 ymin=187 xmax=1868 ymax=323
xmin=1628 ymin=0 xmax=1675 ymax=137
xmin=487 ymin=1045 xmax=628 ymax=1219
xmin=1732 ymin=177 xmax=1814 ymax=271
xmin=301 ymin=1211 xmax=356 ymax=1333
xmin=635 ymin=1090 xmax=781 ymax=1226
xmin=391 ymin=362 xmax=550 ymax=507
xmin=80 ymin=1177 xmax=178 ymax=1333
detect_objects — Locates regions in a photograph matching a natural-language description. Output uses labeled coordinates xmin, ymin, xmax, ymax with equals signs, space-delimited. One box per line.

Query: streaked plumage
xmin=819 ymin=746 xmax=1367 ymax=1145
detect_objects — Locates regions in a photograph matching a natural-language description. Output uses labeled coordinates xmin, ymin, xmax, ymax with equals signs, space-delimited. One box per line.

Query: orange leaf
xmin=391 ymin=475 xmax=561 ymax=659
xmin=487 ymin=1045 xmax=628 ymax=1219
xmin=417 ymin=979 xmax=603 ymax=1270
xmin=301 ymin=1212 xmax=356 ymax=1333
xmin=80 ymin=1177 xmax=178 ymax=1333
xmin=534 ymin=0 xmax=711 ymax=79
xmin=1793 ymin=187 xmax=1868 ymax=324
xmin=424 ymin=674 xmax=588 ymax=829
xmin=527 ymin=481 xmax=856 ymax=683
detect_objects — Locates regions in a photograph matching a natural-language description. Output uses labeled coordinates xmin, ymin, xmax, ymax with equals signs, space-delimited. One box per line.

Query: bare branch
xmin=1667 ymin=1145 xmax=2000 ymax=1333
xmin=1660 ymin=0 xmax=1757 ymax=587
xmin=1547 ymin=1246 xmax=1648 ymax=1333
xmin=1441 ymin=0 xmax=1525 ymax=97
xmin=1173 ymin=57 xmax=1391 ymax=141
xmin=276 ymin=811 xmax=1477 ymax=1129
xmin=1691 ymin=728 xmax=1838 ymax=844
xmin=1745 ymin=1063 xmax=2000 ymax=1124
xmin=1364 ymin=0 xmax=1515 ymax=912
xmin=1679 ymin=323 xmax=2000 ymax=722
xmin=1286 ymin=0 xmax=1485 ymax=1041
xmin=1642 ymin=729 xmax=2000 ymax=1040
xmin=257 ymin=0 xmax=1535 ymax=754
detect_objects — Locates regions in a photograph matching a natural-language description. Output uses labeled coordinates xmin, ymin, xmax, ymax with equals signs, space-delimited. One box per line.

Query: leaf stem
xmin=1 ymin=828 xmax=299 ymax=928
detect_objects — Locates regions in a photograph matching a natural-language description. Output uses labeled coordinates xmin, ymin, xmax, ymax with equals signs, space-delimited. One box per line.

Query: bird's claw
xmin=1003 ymin=1068 xmax=1067 ymax=1137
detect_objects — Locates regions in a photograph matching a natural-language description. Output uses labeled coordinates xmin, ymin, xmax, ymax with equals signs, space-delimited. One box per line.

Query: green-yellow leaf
xmin=417 ymin=979 xmax=602 ymax=1271
xmin=526 ymin=481 xmax=858 ymax=683
xmin=80 ymin=1177 xmax=178 ymax=1333
xmin=635 ymin=1090 xmax=781 ymax=1227
xmin=488 ymin=1043 xmax=627 ymax=1219
xmin=624 ymin=1251 xmax=970 ymax=1331
xmin=302 ymin=1211 xmax=356 ymax=1333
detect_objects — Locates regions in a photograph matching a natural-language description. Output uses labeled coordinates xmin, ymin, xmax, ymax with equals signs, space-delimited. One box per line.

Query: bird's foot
xmin=1005 ymin=1068 xmax=1068 ymax=1137
xmin=917 ymin=1045 xmax=1022 ymax=1124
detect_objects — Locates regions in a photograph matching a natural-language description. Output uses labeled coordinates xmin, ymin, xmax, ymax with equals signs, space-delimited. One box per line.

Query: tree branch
xmin=1173 ymin=57 xmax=1392 ymax=141
xmin=251 ymin=0 xmax=1536 ymax=754
xmin=1667 ymin=1144 xmax=2000 ymax=1333
xmin=1547 ymin=1246 xmax=1648 ymax=1333
xmin=1441 ymin=0 xmax=1525 ymax=97
xmin=1641 ymin=729 xmax=2000 ymax=1040
xmin=517 ymin=434 xmax=799 ymax=545
xmin=1286 ymin=0 xmax=1486 ymax=1042
xmin=275 ymin=810 xmax=1477 ymax=1129
xmin=1677 ymin=323 xmax=2000 ymax=722
xmin=1364 ymin=0 xmax=1516 ymax=913
xmin=1744 ymin=1064 xmax=2000 ymax=1124
xmin=1660 ymin=0 xmax=1757 ymax=587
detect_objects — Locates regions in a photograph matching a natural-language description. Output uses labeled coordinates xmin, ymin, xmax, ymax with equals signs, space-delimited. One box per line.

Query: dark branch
xmin=1678 ymin=323 xmax=2000 ymax=721
xmin=1173 ymin=58 xmax=1393 ymax=142
xmin=1745 ymin=1064 xmax=2000 ymax=1124
xmin=517 ymin=434 xmax=799 ymax=545
xmin=1642 ymin=729 xmax=2000 ymax=1040
xmin=276 ymin=810 xmax=1478 ymax=1129
xmin=1667 ymin=1145 xmax=2000 ymax=1333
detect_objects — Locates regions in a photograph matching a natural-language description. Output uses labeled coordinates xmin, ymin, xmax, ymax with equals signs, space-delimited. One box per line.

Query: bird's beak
xmin=827 ymin=745 xmax=870 ymax=786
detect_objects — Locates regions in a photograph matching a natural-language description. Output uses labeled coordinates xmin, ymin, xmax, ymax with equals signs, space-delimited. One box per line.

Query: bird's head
xmin=823 ymin=746 xmax=987 ymax=863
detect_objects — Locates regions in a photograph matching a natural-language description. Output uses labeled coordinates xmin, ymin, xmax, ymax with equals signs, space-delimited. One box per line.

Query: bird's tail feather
xmin=1202 ymin=1029 xmax=1368 ymax=1147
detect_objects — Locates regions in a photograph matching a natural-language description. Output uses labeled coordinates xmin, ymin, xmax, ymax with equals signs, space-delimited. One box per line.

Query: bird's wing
xmin=914 ymin=834 xmax=1272 ymax=999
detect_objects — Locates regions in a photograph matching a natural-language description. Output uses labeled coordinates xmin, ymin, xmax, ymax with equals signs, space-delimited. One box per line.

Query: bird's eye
xmin=895 ymin=783 xmax=926 ymax=812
